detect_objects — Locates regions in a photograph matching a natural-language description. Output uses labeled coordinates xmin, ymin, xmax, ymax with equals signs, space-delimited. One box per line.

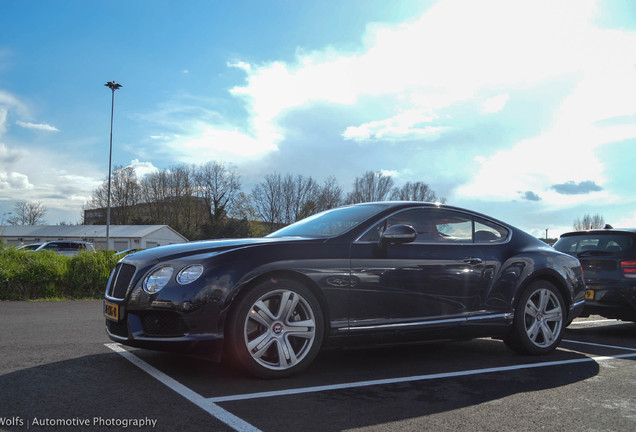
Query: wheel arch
xmin=515 ymin=270 xmax=571 ymax=311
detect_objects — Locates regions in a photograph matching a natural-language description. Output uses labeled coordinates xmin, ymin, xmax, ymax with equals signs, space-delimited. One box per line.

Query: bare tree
xmin=251 ymin=173 xmax=323 ymax=227
xmin=390 ymin=181 xmax=446 ymax=203
xmin=140 ymin=165 xmax=204 ymax=238
xmin=85 ymin=166 xmax=141 ymax=224
xmin=228 ymin=192 xmax=259 ymax=221
xmin=8 ymin=201 xmax=47 ymax=225
xmin=110 ymin=166 xmax=141 ymax=224
xmin=251 ymin=173 xmax=284 ymax=228
xmin=573 ymin=214 xmax=605 ymax=231
xmin=316 ymin=176 xmax=343 ymax=212
xmin=139 ymin=169 xmax=172 ymax=224
xmin=346 ymin=171 xmax=394 ymax=204
xmin=281 ymin=174 xmax=320 ymax=224
xmin=194 ymin=161 xmax=241 ymax=219
xmin=168 ymin=165 xmax=199 ymax=237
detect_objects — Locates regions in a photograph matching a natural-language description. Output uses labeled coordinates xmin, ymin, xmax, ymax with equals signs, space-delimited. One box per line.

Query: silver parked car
xmin=32 ymin=240 xmax=95 ymax=256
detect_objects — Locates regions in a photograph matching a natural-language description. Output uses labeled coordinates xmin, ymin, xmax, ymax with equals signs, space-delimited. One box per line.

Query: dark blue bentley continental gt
xmin=104 ymin=202 xmax=585 ymax=378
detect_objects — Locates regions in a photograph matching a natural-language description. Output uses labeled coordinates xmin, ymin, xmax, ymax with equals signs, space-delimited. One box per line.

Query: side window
xmin=359 ymin=208 xmax=473 ymax=243
xmin=474 ymin=218 xmax=508 ymax=243
xmin=435 ymin=212 xmax=472 ymax=242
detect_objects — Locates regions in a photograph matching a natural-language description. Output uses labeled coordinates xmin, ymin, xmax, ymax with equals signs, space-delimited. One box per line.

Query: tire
xmin=226 ymin=278 xmax=324 ymax=378
xmin=505 ymin=280 xmax=566 ymax=355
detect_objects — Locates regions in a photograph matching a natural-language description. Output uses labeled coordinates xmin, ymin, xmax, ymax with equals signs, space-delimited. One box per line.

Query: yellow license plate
xmin=104 ymin=301 xmax=119 ymax=321
xmin=585 ymin=289 xmax=595 ymax=300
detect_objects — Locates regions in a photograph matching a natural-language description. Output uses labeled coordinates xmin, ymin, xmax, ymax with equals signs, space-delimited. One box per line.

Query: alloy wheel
xmin=523 ymin=287 xmax=563 ymax=348
xmin=243 ymin=289 xmax=317 ymax=371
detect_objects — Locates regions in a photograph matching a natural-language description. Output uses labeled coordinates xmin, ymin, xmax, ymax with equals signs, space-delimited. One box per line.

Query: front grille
xmin=141 ymin=312 xmax=188 ymax=337
xmin=106 ymin=263 xmax=136 ymax=299
xmin=106 ymin=320 xmax=129 ymax=338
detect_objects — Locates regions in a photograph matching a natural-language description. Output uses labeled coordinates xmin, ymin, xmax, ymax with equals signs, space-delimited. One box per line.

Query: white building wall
xmin=1 ymin=225 xmax=187 ymax=251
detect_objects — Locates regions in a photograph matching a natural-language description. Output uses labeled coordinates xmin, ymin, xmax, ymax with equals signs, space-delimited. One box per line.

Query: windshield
xmin=18 ymin=244 xmax=42 ymax=250
xmin=267 ymin=204 xmax=388 ymax=238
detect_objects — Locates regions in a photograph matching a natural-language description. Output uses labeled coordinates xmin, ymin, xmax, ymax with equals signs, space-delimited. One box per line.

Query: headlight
xmin=143 ymin=266 xmax=174 ymax=293
xmin=177 ymin=264 xmax=204 ymax=285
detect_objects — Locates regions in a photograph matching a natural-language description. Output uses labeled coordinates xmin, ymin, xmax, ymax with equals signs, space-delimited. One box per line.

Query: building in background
xmin=83 ymin=197 xmax=210 ymax=225
xmin=0 ymin=225 xmax=187 ymax=251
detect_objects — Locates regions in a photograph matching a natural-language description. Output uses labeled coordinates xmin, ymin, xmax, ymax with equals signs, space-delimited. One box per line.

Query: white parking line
xmin=563 ymin=339 xmax=636 ymax=352
xmin=105 ymin=343 xmax=262 ymax=432
xmin=569 ymin=319 xmax=620 ymax=325
xmin=207 ymin=350 xmax=636 ymax=403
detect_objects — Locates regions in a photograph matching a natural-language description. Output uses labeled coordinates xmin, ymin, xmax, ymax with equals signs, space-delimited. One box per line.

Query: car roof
xmin=42 ymin=240 xmax=92 ymax=243
xmin=560 ymin=228 xmax=636 ymax=237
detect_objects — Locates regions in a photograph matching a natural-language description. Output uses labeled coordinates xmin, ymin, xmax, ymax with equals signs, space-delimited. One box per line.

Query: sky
xmin=1 ymin=0 xmax=636 ymax=238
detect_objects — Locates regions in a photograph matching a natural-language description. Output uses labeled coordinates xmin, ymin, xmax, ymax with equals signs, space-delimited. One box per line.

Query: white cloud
xmin=221 ymin=0 xmax=604 ymax=152
xmin=0 ymin=171 xmax=33 ymax=190
xmin=0 ymin=108 xmax=8 ymax=136
xmin=15 ymin=121 xmax=59 ymax=132
xmin=380 ymin=169 xmax=400 ymax=178
xmin=482 ymin=94 xmax=509 ymax=114
xmin=447 ymin=1 xmax=636 ymax=206
xmin=128 ymin=159 xmax=159 ymax=178
xmin=615 ymin=211 xmax=636 ymax=228
xmin=150 ymin=133 xmax=180 ymax=141
xmin=456 ymin=123 xmax=623 ymax=206
xmin=161 ymin=122 xmax=276 ymax=164
xmin=0 ymin=142 xmax=21 ymax=164
xmin=0 ymin=90 xmax=28 ymax=116
xmin=343 ymin=109 xmax=451 ymax=142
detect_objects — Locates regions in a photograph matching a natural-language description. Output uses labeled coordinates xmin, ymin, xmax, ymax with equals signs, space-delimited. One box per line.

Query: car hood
xmin=124 ymin=236 xmax=323 ymax=262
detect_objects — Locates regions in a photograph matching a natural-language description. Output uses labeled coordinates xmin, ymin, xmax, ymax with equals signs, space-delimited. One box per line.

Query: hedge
xmin=0 ymin=244 xmax=120 ymax=300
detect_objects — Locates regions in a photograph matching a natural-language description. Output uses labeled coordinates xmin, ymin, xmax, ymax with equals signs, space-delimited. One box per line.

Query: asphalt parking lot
xmin=1 ymin=300 xmax=635 ymax=431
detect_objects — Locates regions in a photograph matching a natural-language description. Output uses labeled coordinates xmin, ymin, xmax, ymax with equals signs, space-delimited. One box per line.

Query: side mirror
xmin=380 ymin=224 xmax=417 ymax=245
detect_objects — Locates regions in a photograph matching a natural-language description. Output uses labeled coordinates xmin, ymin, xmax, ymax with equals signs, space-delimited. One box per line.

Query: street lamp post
xmin=104 ymin=81 xmax=122 ymax=251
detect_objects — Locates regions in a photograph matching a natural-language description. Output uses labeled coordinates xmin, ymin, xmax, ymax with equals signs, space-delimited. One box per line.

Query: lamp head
xmin=105 ymin=81 xmax=122 ymax=90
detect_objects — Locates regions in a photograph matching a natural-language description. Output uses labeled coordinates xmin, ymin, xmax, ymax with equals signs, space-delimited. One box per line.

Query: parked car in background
xmin=104 ymin=202 xmax=585 ymax=378
xmin=553 ymin=227 xmax=636 ymax=321
xmin=32 ymin=240 xmax=95 ymax=256
xmin=17 ymin=242 xmax=44 ymax=250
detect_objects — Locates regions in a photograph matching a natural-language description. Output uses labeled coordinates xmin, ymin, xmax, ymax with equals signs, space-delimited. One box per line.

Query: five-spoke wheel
xmin=226 ymin=278 xmax=324 ymax=378
xmin=505 ymin=280 xmax=566 ymax=355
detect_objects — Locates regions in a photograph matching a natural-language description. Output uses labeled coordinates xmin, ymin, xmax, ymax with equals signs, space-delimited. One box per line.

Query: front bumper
xmin=105 ymin=306 xmax=225 ymax=354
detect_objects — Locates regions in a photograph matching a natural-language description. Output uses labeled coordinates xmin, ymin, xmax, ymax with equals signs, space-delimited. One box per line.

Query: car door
xmin=348 ymin=208 xmax=504 ymax=332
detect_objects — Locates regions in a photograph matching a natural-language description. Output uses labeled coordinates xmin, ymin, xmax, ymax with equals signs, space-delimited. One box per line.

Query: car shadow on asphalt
xmin=123 ymin=337 xmax=603 ymax=431
xmin=0 ymin=350 xmax=239 ymax=431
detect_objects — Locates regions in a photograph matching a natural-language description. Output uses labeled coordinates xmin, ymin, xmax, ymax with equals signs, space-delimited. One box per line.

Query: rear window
xmin=554 ymin=233 xmax=634 ymax=255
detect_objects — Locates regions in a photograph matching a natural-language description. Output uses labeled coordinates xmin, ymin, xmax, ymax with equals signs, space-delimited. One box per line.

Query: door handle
xmin=462 ymin=257 xmax=483 ymax=265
